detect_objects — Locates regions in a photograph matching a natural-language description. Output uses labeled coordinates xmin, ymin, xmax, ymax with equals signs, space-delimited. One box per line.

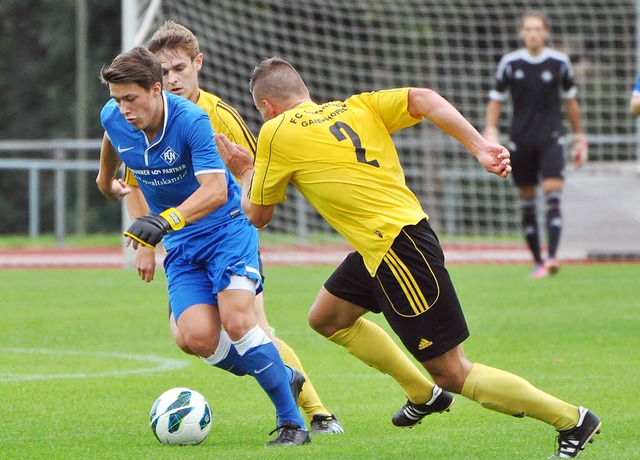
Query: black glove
xmin=124 ymin=214 xmax=171 ymax=248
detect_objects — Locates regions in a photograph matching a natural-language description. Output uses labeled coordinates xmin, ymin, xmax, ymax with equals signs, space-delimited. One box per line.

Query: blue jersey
xmin=100 ymin=91 xmax=246 ymax=250
xmin=633 ymin=75 xmax=640 ymax=95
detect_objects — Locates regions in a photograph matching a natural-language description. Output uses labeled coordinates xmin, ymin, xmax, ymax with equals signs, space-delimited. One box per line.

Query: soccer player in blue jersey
xmin=484 ymin=10 xmax=588 ymax=279
xmin=122 ymin=21 xmax=344 ymax=435
xmin=95 ymin=46 xmax=309 ymax=446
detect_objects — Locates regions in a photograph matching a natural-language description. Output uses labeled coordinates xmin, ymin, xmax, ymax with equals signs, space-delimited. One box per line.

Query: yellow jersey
xmin=251 ymin=88 xmax=428 ymax=275
xmin=125 ymin=89 xmax=256 ymax=185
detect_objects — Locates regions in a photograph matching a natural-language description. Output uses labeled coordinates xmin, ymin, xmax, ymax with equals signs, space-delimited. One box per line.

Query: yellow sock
xmin=461 ymin=363 xmax=579 ymax=431
xmin=328 ymin=317 xmax=435 ymax=403
xmin=278 ymin=340 xmax=330 ymax=421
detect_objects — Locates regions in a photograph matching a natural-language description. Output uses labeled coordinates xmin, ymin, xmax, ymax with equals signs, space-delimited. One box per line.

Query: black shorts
xmin=324 ymin=219 xmax=469 ymax=362
xmin=510 ymin=138 xmax=565 ymax=187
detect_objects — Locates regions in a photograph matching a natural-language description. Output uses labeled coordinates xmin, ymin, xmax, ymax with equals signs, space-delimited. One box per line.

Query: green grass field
xmin=1 ymin=263 xmax=638 ymax=459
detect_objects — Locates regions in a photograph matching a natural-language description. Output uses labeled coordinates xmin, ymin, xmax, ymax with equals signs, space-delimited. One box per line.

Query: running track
xmin=0 ymin=244 xmax=540 ymax=269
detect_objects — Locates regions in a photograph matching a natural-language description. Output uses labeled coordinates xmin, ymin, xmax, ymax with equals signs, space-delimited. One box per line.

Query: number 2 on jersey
xmin=329 ymin=121 xmax=380 ymax=167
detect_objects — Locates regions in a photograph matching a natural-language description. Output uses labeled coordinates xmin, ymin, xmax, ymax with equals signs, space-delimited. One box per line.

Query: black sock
xmin=545 ymin=191 xmax=562 ymax=259
xmin=521 ymin=197 xmax=542 ymax=264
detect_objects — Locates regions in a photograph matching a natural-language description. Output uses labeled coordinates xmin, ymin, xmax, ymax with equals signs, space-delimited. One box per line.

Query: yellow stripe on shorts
xmin=383 ymin=249 xmax=430 ymax=315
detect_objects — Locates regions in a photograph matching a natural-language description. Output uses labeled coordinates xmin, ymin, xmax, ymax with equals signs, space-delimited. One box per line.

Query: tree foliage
xmin=0 ymin=1 xmax=122 ymax=235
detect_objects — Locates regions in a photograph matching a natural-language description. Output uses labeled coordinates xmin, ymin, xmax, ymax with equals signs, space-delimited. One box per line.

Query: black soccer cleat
xmin=266 ymin=423 xmax=311 ymax=446
xmin=551 ymin=406 xmax=602 ymax=458
xmin=310 ymin=414 xmax=345 ymax=434
xmin=392 ymin=386 xmax=454 ymax=428
xmin=289 ymin=367 xmax=306 ymax=404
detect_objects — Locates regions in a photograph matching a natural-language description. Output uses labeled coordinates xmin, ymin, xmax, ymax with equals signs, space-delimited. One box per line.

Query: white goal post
xmin=127 ymin=0 xmax=640 ymax=262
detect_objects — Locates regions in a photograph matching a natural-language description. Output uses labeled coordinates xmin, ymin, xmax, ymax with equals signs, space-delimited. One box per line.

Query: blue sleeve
xmin=188 ymin=112 xmax=226 ymax=174
xmin=633 ymin=75 xmax=640 ymax=94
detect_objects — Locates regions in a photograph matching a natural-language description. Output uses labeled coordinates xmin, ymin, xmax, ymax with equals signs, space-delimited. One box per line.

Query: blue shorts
xmin=163 ymin=218 xmax=262 ymax=321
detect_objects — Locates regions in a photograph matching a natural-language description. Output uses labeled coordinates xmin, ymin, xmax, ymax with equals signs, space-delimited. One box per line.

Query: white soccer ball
xmin=150 ymin=387 xmax=212 ymax=445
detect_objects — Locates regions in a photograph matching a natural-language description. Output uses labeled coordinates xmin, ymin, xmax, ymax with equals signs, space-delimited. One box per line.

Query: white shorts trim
xmin=223 ymin=274 xmax=259 ymax=294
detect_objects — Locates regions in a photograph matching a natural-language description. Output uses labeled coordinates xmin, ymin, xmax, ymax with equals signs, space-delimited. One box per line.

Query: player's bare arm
xmin=214 ymin=133 xmax=253 ymax=178
xmin=96 ymin=133 xmax=131 ymax=201
xmin=483 ymin=99 xmax=502 ymax=142
xmin=475 ymin=144 xmax=512 ymax=178
xmin=123 ymin=186 xmax=156 ymax=282
xmin=214 ymin=133 xmax=275 ymax=228
xmin=565 ymin=98 xmax=588 ymax=168
xmin=173 ymin=172 xmax=228 ymax=223
xmin=408 ymin=88 xmax=511 ymax=178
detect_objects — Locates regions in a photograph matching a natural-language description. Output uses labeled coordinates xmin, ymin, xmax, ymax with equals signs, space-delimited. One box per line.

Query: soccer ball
xmin=149 ymin=387 xmax=212 ymax=445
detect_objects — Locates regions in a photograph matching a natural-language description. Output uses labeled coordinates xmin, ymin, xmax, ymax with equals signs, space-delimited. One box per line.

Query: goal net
xmin=132 ymin=0 xmax=640 ymax=263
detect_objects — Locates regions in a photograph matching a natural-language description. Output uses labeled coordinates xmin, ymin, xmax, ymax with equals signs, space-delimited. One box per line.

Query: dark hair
xmin=100 ymin=46 xmax=163 ymax=90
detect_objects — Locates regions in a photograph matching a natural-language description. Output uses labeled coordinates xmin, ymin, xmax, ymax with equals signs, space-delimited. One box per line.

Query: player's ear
xmin=264 ymin=99 xmax=278 ymax=118
xmin=152 ymin=81 xmax=162 ymax=96
xmin=193 ymin=53 xmax=203 ymax=71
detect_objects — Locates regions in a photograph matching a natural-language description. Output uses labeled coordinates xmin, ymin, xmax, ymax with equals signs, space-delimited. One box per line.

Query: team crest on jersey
xmin=514 ymin=69 xmax=525 ymax=79
xmin=541 ymin=70 xmax=553 ymax=82
xmin=161 ymin=147 xmax=179 ymax=166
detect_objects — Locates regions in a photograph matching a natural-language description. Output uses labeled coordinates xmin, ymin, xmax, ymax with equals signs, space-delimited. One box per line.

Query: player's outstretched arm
xmin=407 ymin=88 xmax=511 ymax=178
xmin=474 ymin=143 xmax=512 ymax=178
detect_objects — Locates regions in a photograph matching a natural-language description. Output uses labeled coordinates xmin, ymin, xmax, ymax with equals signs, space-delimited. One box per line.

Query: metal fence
xmin=0 ymin=139 xmax=102 ymax=247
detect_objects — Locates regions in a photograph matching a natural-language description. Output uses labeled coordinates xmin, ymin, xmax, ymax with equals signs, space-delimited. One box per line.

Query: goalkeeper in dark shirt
xmin=484 ymin=10 xmax=587 ymax=278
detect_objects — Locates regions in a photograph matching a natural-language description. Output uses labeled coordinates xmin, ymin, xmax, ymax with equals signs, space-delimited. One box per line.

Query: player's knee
xmin=308 ymin=309 xmax=340 ymax=338
xmin=308 ymin=311 xmax=329 ymax=337
xmin=423 ymin=348 xmax=472 ymax=393
xmin=545 ymin=190 xmax=562 ymax=224
xmin=221 ymin=316 xmax=257 ymax=341
xmin=172 ymin=329 xmax=195 ymax=355
xmin=169 ymin=314 xmax=196 ymax=355
xmin=545 ymin=190 xmax=561 ymax=210
xmin=178 ymin=325 xmax=221 ymax=357
xmin=182 ymin=335 xmax=216 ymax=358
xmin=430 ymin=372 xmax=467 ymax=394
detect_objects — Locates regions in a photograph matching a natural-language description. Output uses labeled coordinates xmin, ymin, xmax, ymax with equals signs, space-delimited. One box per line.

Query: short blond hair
xmin=146 ymin=20 xmax=200 ymax=59
xmin=521 ymin=10 xmax=549 ymax=30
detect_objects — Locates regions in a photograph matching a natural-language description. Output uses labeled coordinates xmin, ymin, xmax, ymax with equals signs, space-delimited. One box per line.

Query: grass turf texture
xmin=0 ymin=264 xmax=637 ymax=459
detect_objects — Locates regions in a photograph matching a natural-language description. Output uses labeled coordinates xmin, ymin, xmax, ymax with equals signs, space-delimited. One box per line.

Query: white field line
xmin=0 ymin=347 xmax=190 ymax=382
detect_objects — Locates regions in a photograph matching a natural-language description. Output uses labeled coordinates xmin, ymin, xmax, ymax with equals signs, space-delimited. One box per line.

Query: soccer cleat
xmin=289 ymin=367 xmax=306 ymax=403
xmin=529 ymin=263 xmax=550 ymax=279
xmin=550 ymin=406 xmax=602 ymax=458
xmin=266 ymin=423 xmax=311 ymax=446
xmin=545 ymin=258 xmax=561 ymax=275
xmin=310 ymin=414 xmax=345 ymax=434
xmin=392 ymin=386 xmax=454 ymax=428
